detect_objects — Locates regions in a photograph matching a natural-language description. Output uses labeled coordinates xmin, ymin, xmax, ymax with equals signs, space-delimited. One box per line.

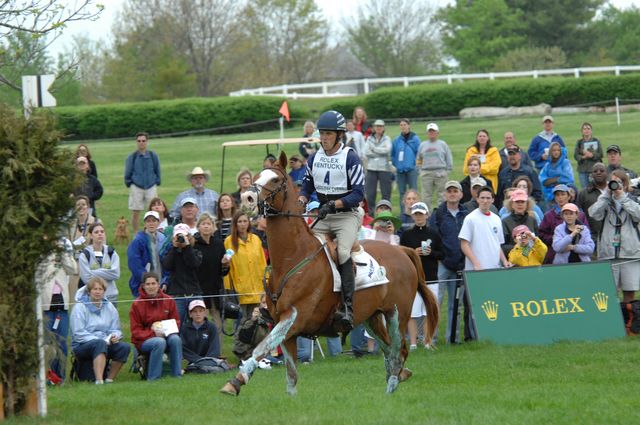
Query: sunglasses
xmin=137 ymin=139 xmax=147 ymax=143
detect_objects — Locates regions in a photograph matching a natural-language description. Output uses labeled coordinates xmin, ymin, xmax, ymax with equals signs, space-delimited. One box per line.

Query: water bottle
xmin=224 ymin=249 xmax=235 ymax=261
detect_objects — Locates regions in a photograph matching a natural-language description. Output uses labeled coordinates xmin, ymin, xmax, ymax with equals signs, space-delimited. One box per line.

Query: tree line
xmin=1 ymin=0 xmax=640 ymax=107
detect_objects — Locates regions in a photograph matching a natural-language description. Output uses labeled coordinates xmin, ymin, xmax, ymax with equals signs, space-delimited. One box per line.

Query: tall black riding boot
xmin=334 ymin=258 xmax=355 ymax=332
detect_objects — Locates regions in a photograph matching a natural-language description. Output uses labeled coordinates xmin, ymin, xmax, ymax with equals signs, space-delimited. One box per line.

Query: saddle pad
xmin=313 ymin=236 xmax=389 ymax=292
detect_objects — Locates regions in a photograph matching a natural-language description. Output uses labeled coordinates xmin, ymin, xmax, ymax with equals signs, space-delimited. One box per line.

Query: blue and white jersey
xmin=300 ymin=144 xmax=365 ymax=209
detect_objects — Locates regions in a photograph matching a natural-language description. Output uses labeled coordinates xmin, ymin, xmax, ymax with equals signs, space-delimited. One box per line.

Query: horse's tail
xmin=400 ymin=246 xmax=439 ymax=344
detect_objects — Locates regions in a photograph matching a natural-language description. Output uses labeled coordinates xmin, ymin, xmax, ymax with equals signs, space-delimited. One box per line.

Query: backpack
xmin=184 ymin=357 xmax=231 ymax=374
xmin=620 ymin=300 xmax=640 ymax=336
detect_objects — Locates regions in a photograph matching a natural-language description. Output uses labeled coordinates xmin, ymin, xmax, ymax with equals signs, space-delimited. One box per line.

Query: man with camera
xmin=162 ymin=222 xmax=203 ymax=324
xmin=576 ymin=163 xmax=608 ymax=243
xmin=589 ymin=170 xmax=640 ymax=302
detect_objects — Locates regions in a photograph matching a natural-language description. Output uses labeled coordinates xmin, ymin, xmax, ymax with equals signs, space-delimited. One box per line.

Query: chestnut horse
xmin=220 ymin=152 xmax=438 ymax=396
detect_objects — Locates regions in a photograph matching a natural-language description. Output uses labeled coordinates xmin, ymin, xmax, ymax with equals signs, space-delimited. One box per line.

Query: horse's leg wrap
xmin=386 ymin=306 xmax=402 ymax=394
xmin=220 ymin=308 xmax=298 ymax=396
xmin=279 ymin=343 xmax=298 ymax=396
xmin=363 ymin=317 xmax=393 ymax=380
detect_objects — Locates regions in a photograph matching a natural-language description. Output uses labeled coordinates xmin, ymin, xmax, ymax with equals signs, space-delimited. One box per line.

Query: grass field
xmin=11 ymin=110 xmax=640 ymax=424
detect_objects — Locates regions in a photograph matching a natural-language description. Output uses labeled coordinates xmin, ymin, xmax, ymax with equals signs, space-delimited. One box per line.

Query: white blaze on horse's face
xmin=254 ymin=169 xmax=279 ymax=199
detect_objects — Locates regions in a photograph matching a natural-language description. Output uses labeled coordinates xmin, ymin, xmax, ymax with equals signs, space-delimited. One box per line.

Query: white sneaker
xmin=105 ymin=379 xmax=113 ymax=384
xmin=409 ymin=344 xmax=417 ymax=351
xmin=95 ymin=380 xmax=104 ymax=385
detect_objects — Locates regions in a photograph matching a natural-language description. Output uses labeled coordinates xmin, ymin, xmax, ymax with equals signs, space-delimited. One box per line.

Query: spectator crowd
xmin=39 ymin=110 xmax=639 ymax=385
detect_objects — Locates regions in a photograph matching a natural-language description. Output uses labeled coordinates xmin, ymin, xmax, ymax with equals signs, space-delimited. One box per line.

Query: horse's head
xmin=252 ymin=151 xmax=300 ymax=215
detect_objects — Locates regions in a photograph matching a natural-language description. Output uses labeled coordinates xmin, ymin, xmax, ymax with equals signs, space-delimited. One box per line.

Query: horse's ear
xmin=278 ymin=151 xmax=288 ymax=169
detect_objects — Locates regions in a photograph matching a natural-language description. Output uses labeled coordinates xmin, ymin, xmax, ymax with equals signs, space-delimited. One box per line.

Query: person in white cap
xmin=180 ymin=299 xmax=221 ymax=362
xmin=400 ymin=201 xmax=442 ymax=349
xmin=162 ymin=222 xmax=203 ymax=324
xmin=417 ymin=122 xmax=453 ymax=212
xmin=171 ymin=166 xmax=219 ymax=219
xmin=527 ymin=115 xmax=565 ymax=172
xmin=127 ymin=210 xmax=166 ymax=297
xmin=364 ymin=119 xmax=393 ymax=208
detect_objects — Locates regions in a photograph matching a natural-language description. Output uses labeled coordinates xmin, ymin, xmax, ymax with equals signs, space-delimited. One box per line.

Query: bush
xmin=324 ymin=96 xmax=367 ymax=120
xmin=52 ymin=96 xmax=309 ymax=140
xmin=343 ymin=74 xmax=640 ymax=119
xmin=0 ymin=104 xmax=76 ymax=416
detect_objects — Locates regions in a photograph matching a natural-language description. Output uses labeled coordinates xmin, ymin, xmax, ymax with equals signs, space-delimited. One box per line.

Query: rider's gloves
xmin=317 ymin=201 xmax=336 ymax=219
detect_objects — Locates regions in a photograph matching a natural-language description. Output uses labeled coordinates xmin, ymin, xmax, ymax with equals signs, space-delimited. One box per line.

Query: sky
xmin=47 ymin=0 xmax=640 ymax=57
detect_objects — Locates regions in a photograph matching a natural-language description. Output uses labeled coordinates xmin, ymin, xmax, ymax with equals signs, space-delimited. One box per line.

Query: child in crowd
xmin=508 ymin=225 xmax=548 ymax=267
xmin=552 ymin=203 xmax=594 ymax=264
xmin=180 ymin=300 xmax=221 ymax=363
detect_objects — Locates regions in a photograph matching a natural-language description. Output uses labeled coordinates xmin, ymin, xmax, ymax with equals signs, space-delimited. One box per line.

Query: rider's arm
xmin=298 ymin=153 xmax=315 ymax=201
xmin=338 ymin=150 xmax=365 ymax=209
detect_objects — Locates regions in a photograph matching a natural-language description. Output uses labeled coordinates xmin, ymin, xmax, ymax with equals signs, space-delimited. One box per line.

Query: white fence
xmin=229 ymin=65 xmax=640 ymax=98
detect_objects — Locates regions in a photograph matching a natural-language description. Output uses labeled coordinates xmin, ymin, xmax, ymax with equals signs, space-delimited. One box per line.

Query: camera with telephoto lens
xmin=380 ymin=219 xmax=393 ymax=228
xmin=176 ymin=234 xmax=187 ymax=244
xmin=608 ymin=180 xmax=621 ymax=191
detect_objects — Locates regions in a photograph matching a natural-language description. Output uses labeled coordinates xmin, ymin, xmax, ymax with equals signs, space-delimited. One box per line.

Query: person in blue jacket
xmin=127 ymin=211 xmax=166 ymax=297
xmin=528 ymin=115 xmax=565 ymax=172
xmin=391 ymin=118 xmax=421 ymax=214
xmin=539 ymin=141 xmax=575 ymax=202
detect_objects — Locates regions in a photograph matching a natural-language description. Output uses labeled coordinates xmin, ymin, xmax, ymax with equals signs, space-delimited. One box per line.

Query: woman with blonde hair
xmin=71 ymin=277 xmax=130 ymax=384
xmin=501 ymin=189 xmax=539 ymax=255
xmin=224 ymin=211 xmax=266 ymax=323
xmin=232 ymin=168 xmax=253 ymax=206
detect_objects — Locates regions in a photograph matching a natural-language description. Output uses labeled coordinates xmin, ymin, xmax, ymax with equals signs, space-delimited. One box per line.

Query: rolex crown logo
xmin=592 ymin=292 xmax=608 ymax=312
xmin=482 ymin=300 xmax=499 ymax=321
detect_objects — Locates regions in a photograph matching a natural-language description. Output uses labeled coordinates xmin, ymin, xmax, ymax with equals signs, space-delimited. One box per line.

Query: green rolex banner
xmin=465 ymin=262 xmax=625 ymax=344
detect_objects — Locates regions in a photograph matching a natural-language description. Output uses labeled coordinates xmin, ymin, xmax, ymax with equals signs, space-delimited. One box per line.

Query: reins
xmin=256 ymin=165 xmax=325 ymax=309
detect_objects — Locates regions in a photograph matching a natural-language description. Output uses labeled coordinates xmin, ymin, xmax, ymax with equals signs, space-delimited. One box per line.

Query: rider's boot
xmin=334 ymin=258 xmax=355 ymax=332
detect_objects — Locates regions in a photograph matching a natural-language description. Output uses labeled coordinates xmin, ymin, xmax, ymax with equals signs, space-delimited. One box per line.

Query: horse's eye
xmin=271 ymin=177 xmax=279 ymax=183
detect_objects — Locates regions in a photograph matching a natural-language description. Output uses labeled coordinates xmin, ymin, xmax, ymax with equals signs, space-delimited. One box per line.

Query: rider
xmin=298 ymin=110 xmax=365 ymax=332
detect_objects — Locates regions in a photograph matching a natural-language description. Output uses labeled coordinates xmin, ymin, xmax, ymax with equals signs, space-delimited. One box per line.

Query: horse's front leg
xmin=220 ymin=307 xmax=298 ymax=396
xmin=280 ymin=337 xmax=298 ymax=396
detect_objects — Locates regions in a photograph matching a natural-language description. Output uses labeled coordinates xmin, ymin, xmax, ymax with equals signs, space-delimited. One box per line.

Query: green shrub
xmin=354 ymin=74 xmax=640 ymax=119
xmin=324 ymin=96 xmax=367 ymax=120
xmin=52 ymin=96 xmax=309 ymax=140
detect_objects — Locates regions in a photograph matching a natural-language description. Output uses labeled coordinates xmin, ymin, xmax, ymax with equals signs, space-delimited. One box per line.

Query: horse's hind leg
xmin=280 ymin=337 xmax=298 ymax=396
xmin=363 ymin=312 xmax=392 ymax=378
xmin=219 ymin=308 xmax=298 ymax=396
xmin=385 ymin=306 xmax=403 ymax=394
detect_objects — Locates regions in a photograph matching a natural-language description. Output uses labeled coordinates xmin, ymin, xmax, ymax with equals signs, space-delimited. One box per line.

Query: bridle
xmin=255 ymin=166 xmax=309 ymax=219
xmin=254 ymin=166 xmax=326 ymax=309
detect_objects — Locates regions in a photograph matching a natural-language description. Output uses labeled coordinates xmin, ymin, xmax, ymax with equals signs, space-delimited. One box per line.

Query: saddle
xmin=314 ymin=234 xmax=389 ymax=291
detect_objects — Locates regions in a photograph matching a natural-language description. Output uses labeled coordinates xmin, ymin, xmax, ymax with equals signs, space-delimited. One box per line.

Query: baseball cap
xmin=306 ymin=201 xmax=320 ymax=212
xmin=506 ymin=145 xmax=521 ymax=153
xmin=373 ymin=119 xmax=385 ymax=126
xmin=561 ymin=203 xmax=578 ymax=213
xmin=552 ymin=184 xmax=570 ymax=194
xmin=426 ymin=123 xmax=439 ymax=132
xmin=512 ymin=224 xmax=531 ymax=239
xmin=510 ymin=189 xmax=528 ymax=202
xmin=181 ymin=197 xmax=198 ymax=207
xmin=188 ymin=300 xmax=206 ymax=311
xmin=444 ymin=180 xmax=462 ymax=191
xmin=542 ymin=115 xmax=554 ymax=123
xmin=410 ymin=202 xmax=429 ymax=215
xmin=606 ymin=144 xmax=622 ymax=154
xmin=173 ymin=223 xmax=191 ymax=237
xmin=470 ymin=177 xmax=487 ymax=188
xmin=375 ymin=199 xmax=393 ymax=211
xmin=143 ymin=211 xmax=160 ymax=221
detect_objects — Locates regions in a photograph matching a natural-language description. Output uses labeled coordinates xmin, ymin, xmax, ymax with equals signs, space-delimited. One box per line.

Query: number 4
xmin=324 ymin=171 xmax=330 ymax=185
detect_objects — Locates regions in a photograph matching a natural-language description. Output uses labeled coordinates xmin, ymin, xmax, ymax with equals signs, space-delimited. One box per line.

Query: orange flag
xmin=279 ymin=100 xmax=290 ymax=122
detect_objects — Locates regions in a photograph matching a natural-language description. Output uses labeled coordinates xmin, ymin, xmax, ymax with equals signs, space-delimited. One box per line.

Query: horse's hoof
xmin=219 ymin=382 xmax=238 ymax=396
xmin=219 ymin=378 xmax=242 ymax=396
xmin=286 ymin=385 xmax=297 ymax=396
xmin=386 ymin=375 xmax=399 ymax=394
xmin=399 ymin=368 xmax=413 ymax=382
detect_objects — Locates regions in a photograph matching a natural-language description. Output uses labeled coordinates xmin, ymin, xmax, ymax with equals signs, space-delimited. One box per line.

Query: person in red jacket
xmin=130 ymin=272 xmax=183 ymax=380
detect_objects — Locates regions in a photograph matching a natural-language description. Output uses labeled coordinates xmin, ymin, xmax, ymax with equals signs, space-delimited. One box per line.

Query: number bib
xmin=312 ymin=146 xmax=351 ymax=195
